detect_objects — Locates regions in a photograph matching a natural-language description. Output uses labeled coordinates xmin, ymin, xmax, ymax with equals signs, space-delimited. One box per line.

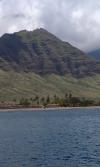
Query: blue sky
xmin=0 ymin=0 xmax=100 ymax=51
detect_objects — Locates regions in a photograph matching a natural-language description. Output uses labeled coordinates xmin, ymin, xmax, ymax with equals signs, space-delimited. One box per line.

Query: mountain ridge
xmin=88 ymin=49 xmax=100 ymax=60
xmin=0 ymin=28 xmax=100 ymax=101
xmin=0 ymin=28 xmax=100 ymax=78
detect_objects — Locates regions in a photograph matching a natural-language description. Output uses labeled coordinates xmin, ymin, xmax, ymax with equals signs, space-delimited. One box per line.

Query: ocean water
xmin=0 ymin=108 xmax=100 ymax=167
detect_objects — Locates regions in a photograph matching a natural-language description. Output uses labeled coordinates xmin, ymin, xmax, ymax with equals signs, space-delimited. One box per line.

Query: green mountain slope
xmin=0 ymin=70 xmax=100 ymax=101
xmin=0 ymin=28 xmax=100 ymax=78
xmin=0 ymin=28 xmax=100 ymax=102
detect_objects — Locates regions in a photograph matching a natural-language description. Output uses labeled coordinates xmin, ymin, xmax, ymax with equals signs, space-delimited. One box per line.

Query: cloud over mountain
xmin=0 ymin=0 xmax=100 ymax=51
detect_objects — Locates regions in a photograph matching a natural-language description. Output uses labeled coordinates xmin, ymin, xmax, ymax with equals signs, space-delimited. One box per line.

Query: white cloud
xmin=0 ymin=0 xmax=100 ymax=51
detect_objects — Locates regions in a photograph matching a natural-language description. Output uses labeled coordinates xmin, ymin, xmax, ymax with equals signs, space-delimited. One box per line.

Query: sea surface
xmin=0 ymin=108 xmax=100 ymax=167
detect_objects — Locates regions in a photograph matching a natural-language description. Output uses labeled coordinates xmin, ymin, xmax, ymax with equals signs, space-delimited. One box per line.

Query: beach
xmin=0 ymin=106 xmax=100 ymax=112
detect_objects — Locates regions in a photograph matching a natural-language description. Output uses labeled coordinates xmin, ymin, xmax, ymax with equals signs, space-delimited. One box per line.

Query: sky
xmin=0 ymin=0 xmax=100 ymax=52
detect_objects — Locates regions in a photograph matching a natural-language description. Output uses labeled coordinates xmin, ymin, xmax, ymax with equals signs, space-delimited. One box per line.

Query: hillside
xmin=88 ymin=50 xmax=100 ymax=60
xmin=0 ymin=70 xmax=100 ymax=102
xmin=0 ymin=28 xmax=100 ymax=101
xmin=0 ymin=28 xmax=100 ymax=78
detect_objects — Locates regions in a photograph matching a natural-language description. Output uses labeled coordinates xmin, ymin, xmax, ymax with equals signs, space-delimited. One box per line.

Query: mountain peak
xmin=16 ymin=28 xmax=51 ymax=36
xmin=33 ymin=28 xmax=49 ymax=33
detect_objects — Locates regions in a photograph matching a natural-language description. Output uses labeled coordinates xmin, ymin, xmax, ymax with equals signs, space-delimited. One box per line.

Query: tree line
xmin=18 ymin=93 xmax=99 ymax=107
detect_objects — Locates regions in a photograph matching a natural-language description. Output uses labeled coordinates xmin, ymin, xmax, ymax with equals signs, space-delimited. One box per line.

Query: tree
xmin=69 ymin=93 xmax=72 ymax=99
xmin=19 ymin=98 xmax=30 ymax=106
xmin=34 ymin=95 xmax=39 ymax=105
xmin=46 ymin=95 xmax=50 ymax=104
xmin=40 ymin=97 xmax=45 ymax=105
xmin=53 ymin=95 xmax=59 ymax=104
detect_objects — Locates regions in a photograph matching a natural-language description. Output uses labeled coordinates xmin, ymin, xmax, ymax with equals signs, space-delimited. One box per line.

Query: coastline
xmin=0 ymin=106 xmax=100 ymax=112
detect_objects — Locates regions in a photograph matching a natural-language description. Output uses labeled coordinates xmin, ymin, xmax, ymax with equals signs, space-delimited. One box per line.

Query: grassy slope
xmin=0 ymin=70 xmax=100 ymax=101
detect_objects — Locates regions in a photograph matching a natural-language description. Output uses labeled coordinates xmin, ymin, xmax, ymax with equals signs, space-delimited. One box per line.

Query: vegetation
xmin=0 ymin=28 xmax=99 ymax=78
xmin=15 ymin=93 xmax=100 ymax=108
xmin=0 ymin=28 xmax=99 ymax=104
xmin=0 ymin=71 xmax=100 ymax=102
xmin=19 ymin=98 xmax=31 ymax=106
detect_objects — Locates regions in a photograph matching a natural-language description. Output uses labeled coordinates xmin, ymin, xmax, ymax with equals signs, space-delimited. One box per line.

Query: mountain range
xmin=0 ymin=28 xmax=100 ymax=101
xmin=88 ymin=50 xmax=100 ymax=60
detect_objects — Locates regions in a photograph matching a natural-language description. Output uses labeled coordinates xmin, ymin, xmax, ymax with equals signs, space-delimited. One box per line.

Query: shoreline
xmin=0 ymin=106 xmax=100 ymax=112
